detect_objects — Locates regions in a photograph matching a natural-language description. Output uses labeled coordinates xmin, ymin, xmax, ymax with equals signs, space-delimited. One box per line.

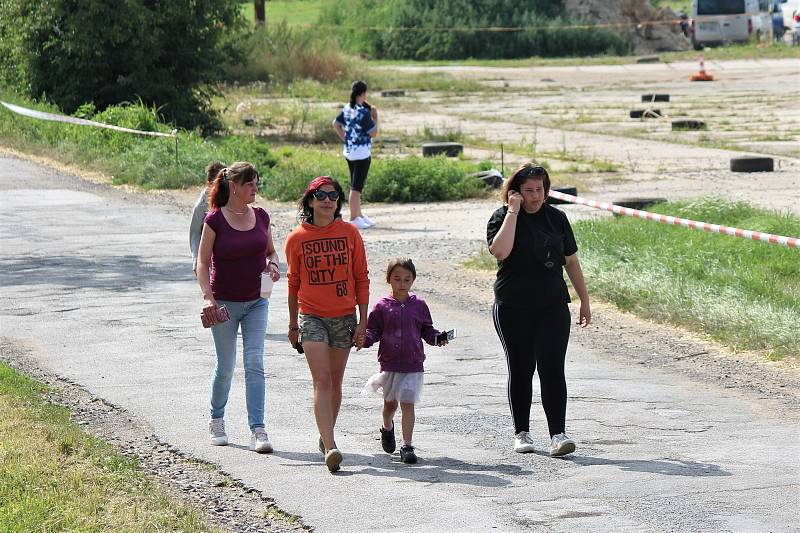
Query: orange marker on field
xmin=690 ymin=55 xmax=714 ymax=82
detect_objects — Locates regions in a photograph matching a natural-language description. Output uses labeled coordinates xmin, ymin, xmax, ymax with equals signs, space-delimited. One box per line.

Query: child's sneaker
xmin=513 ymin=431 xmax=535 ymax=453
xmin=399 ymin=445 xmax=417 ymax=464
xmin=550 ymin=433 xmax=576 ymax=457
xmin=250 ymin=428 xmax=273 ymax=453
xmin=325 ymin=448 xmax=343 ymax=472
xmin=380 ymin=424 xmax=396 ymax=454
xmin=209 ymin=418 xmax=228 ymax=446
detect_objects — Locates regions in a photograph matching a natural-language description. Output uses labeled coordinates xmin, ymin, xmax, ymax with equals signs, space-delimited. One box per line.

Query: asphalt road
xmin=1 ymin=156 xmax=798 ymax=532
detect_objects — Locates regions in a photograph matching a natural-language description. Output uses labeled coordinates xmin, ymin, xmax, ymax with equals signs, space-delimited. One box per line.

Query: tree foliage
xmin=0 ymin=0 xmax=243 ymax=132
xmin=322 ymin=0 xmax=630 ymax=60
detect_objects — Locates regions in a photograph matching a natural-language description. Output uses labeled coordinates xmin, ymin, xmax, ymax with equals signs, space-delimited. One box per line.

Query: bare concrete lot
xmin=374 ymin=58 xmax=800 ymax=213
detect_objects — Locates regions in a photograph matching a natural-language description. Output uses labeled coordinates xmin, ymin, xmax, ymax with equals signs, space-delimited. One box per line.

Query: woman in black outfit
xmin=486 ymin=163 xmax=591 ymax=457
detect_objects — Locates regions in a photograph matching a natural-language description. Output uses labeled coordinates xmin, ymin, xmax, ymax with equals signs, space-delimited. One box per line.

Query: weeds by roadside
xmin=0 ymin=362 xmax=219 ymax=532
xmin=264 ymin=146 xmax=487 ymax=202
xmin=0 ymin=95 xmax=491 ymax=202
xmin=464 ymin=198 xmax=800 ymax=359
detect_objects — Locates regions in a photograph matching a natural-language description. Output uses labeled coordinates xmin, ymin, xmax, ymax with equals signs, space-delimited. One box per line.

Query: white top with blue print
xmin=335 ymin=103 xmax=376 ymax=161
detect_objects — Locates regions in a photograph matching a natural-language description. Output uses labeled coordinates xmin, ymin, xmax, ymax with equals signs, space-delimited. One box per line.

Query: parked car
xmin=778 ymin=0 xmax=800 ymax=29
xmin=794 ymin=8 xmax=800 ymax=43
xmin=779 ymin=0 xmax=800 ymax=42
xmin=690 ymin=0 xmax=774 ymax=49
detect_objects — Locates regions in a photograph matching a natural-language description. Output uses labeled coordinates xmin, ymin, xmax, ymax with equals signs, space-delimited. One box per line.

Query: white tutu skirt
xmin=362 ymin=371 xmax=424 ymax=404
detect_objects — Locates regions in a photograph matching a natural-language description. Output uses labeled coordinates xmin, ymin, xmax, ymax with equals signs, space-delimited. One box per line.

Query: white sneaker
xmin=209 ymin=418 xmax=228 ymax=446
xmin=350 ymin=216 xmax=371 ymax=230
xmin=513 ymin=431 xmax=536 ymax=453
xmin=360 ymin=215 xmax=376 ymax=227
xmin=250 ymin=428 xmax=273 ymax=453
xmin=550 ymin=433 xmax=576 ymax=457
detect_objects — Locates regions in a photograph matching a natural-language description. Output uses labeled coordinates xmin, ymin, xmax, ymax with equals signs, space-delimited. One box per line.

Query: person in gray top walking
xmin=190 ymin=161 xmax=226 ymax=274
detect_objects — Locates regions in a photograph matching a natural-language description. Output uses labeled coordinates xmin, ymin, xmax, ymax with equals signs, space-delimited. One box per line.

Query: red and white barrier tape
xmin=548 ymin=190 xmax=799 ymax=249
xmin=1 ymin=101 xmax=176 ymax=138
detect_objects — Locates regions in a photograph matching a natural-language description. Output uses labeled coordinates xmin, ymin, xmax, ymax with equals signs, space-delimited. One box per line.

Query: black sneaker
xmin=399 ymin=445 xmax=417 ymax=464
xmin=380 ymin=425 xmax=396 ymax=454
xmin=318 ymin=436 xmax=325 ymax=454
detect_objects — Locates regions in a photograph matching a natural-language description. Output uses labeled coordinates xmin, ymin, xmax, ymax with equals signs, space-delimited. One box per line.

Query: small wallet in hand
xmin=201 ymin=305 xmax=230 ymax=328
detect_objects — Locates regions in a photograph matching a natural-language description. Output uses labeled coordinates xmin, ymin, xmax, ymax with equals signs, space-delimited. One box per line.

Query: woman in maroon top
xmin=196 ymin=161 xmax=280 ymax=454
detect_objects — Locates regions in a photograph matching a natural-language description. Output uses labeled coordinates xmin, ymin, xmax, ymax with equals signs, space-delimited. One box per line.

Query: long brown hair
xmin=500 ymin=163 xmax=551 ymax=204
xmin=208 ymin=161 xmax=259 ymax=209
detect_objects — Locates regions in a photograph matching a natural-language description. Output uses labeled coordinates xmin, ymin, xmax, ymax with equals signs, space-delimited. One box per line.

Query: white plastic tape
xmin=549 ymin=190 xmax=799 ymax=249
xmin=1 ymin=100 xmax=176 ymax=138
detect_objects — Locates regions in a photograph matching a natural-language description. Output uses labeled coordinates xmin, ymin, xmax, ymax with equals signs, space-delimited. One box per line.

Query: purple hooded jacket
xmin=363 ymin=293 xmax=441 ymax=373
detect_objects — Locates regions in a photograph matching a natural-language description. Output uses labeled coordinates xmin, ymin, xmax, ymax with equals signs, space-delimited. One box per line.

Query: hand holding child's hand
xmin=352 ymin=322 xmax=367 ymax=349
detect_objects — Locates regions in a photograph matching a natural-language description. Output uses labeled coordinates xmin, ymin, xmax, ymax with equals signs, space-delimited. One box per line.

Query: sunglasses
xmin=518 ymin=166 xmax=546 ymax=178
xmin=312 ymin=189 xmax=340 ymax=201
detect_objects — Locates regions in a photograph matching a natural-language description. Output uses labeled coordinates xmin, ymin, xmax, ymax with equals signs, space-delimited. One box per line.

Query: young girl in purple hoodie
xmin=360 ymin=257 xmax=448 ymax=464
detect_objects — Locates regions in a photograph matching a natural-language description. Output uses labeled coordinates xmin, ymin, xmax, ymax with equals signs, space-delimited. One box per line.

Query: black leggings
xmin=492 ymin=302 xmax=571 ymax=436
xmin=346 ymin=157 xmax=371 ymax=192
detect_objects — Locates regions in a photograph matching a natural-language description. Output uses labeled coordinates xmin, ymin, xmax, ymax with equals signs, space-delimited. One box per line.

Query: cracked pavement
xmin=0 ymin=154 xmax=798 ymax=532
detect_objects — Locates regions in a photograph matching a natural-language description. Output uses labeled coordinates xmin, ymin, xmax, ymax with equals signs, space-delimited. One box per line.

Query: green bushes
xmin=0 ymin=95 xmax=488 ymax=202
xmin=322 ymin=0 xmax=630 ymax=60
xmin=261 ymin=147 xmax=485 ymax=202
xmin=0 ymin=95 xmax=276 ymax=190
xmin=363 ymin=157 xmax=484 ymax=202
xmin=225 ymin=22 xmax=355 ymax=85
xmin=0 ymin=0 xmax=242 ymax=133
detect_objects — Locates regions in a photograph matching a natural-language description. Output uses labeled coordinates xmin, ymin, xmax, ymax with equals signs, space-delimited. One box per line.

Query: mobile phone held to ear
xmin=436 ymin=329 xmax=455 ymax=344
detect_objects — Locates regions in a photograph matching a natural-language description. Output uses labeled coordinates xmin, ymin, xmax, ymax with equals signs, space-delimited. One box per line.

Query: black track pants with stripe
xmin=492 ymin=302 xmax=571 ymax=436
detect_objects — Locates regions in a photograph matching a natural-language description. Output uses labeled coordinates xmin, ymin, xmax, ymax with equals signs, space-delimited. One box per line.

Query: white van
xmin=691 ymin=0 xmax=774 ymax=49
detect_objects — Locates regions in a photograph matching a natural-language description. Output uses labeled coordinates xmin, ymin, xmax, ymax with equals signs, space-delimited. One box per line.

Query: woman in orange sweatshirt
xmin=285 ymin=176 xmax=370 ymax=472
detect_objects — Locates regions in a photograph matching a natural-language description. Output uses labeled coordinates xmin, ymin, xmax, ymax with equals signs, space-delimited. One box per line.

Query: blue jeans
xmin=209 ymin=298 xmax=268 ymax=430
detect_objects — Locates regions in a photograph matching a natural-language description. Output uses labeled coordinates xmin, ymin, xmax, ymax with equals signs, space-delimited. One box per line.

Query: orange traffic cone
xmin=690 ymin=55 xmax=714 ymax=82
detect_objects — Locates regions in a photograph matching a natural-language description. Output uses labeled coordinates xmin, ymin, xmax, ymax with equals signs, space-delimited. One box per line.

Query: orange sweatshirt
xmin=285 ymin=218 xmax=370 ymax=318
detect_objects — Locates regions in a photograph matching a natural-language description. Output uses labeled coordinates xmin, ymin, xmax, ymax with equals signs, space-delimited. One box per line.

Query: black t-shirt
xmin=486 ymin=203 xmax=578 ymax=309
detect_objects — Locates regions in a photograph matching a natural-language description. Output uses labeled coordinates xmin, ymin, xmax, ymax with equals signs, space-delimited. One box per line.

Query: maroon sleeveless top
xmin=205 ymin=207 xmax=270 ymax=301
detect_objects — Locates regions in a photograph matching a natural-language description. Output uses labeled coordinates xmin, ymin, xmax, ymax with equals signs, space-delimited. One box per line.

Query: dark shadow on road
xmin=564 ymin=454 xmax=731 ymax=476
xmin=0 ymin=255 xmax=191 ymax=292
xmin=272 ymin=450 xmax=529 ymax=486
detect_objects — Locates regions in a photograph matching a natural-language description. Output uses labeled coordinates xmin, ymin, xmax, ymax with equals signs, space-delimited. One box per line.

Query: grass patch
xmin=463 ymin=247 xmax=497 ymax=271
xmin=575 ymin=198 xmax=800 ymax=358
xmin=241 ymin=0 xmax=333 ymax=26
xmin=264 ymin=146 xmax=488 ymax=202
xmin=0 ymin=362 xmax=218 ymax=532
xmin=262 ymin=503 xmax=302 ymax=524
xmin=369 ymin=40 xmax=799 ymax=67
xmin=422 ymin=125 xmax=464 ymax=142
xmin=0 ymin=93 xmax=278 ymax=190
xmin=463 ymin=199 xmax=800 ymax=358
xmin=0 ymin=94 xmax=489 ymax=202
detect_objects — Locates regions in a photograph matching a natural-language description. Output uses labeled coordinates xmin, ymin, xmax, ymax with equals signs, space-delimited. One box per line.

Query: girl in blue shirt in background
xmin=333 ymin=80 xmax=378 ymax=230
xmin=360 ymin=258 xmax=449 ymax=463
